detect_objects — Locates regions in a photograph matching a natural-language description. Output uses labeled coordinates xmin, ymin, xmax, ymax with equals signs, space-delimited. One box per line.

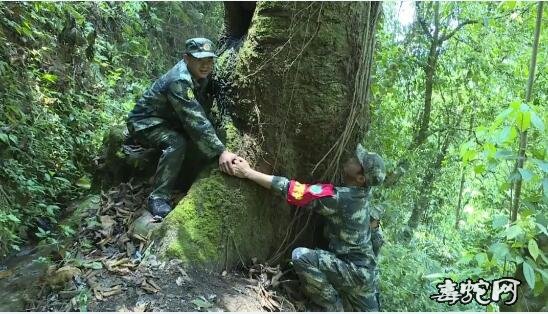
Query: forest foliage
xmin=0 ymin=1 xmax=546 ymax=311
xmin=369 ymin=1 xmax=546 ymax=310
xmin=0 ymin=2 xmax=222 ymax=254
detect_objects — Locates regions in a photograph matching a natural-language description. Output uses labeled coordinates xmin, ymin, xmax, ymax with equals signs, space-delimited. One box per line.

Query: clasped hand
xmin=218 ymin=150 xmax=251 ymax=178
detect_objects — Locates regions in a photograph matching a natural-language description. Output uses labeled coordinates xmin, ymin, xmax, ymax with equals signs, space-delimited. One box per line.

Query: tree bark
xmin=412 ymin=2 xmax=440 ymax=149
xmin=155 ymin=2 xmax=382 ymax=270
xmin=455 ymin=169 xmax=465 ymax=229
xmin=510 ymin=1 xmax=542 ymax=222
xmin=407 ymin=133 xmax=451 ymax=230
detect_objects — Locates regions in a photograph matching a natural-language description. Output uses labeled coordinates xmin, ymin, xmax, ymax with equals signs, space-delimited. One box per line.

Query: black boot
xmin=148 ymin=197 xmax=172 ymax=219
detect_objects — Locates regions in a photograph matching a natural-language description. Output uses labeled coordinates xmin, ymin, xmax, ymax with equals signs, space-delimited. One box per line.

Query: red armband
xmin=287 ymin=180 xmax=335 ymax=206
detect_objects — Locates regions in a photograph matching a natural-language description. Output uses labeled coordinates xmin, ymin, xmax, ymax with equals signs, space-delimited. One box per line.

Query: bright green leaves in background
xmin=371 ymin=1 xmax=546 ymax=310
xmin=460 ymin=99 xmax=546 ymax=199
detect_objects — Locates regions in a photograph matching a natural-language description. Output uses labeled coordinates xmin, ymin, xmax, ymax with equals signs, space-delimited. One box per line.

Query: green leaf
xmin=76 ymin=177 xmax=91 ymax=189
xmin=523 ymin=261 xmax=536 ymax=289
xmin=83 ymin=261 xmax=103 ymax=270
xmin=505 ymin=225 xmax=524 ymax=239
xmin=6 ymin=214 xmax=20 ymax=223
xmin=536 ymin=223 xmax=548 ymax=236
xmin=54 ymin=177 xmax=71 ymax=184
xmin=191 ymin=297 xmax=213 ymax=310
xmin=0 ymin=133 xmax=8 ymax=144
xmin=540 ymin=251 xmax=548 ymax=265
xmin=462 ymin=149 xmax=477 ymax=163
xmin=474 ymin=164 xmax=486 ymax=174
xmin=528 ymin=239 xmax=539 ymax=261
xmin=538 ymin=268 xmax=548 ymax=281
xmin=42 ymin=73 xmax=58 ymax=83
xmin=46 ymin=205 xmax=59 ymax=216
xmin=422 ymin=273 xmax=446 ymax=280
xmin=495 ymin=107 xmax=513 ymax=124
xmin=531 ymin=159 xmax=548 ymax=173
xmin=489 ymin=242 xmax=510 ymax=260
xmin=509 ymin=100 xmax=521 ymax=111
xmin=542 ymin=178 xmax=548 ymax=198
xmin=530 ymin=111 xmax=545 ymax=132
xmin=518 ymin=168 xmax=533 ymax=182
xmin=501 ymin=1 xmax=517 ymax=11
xmin=516 ymin=111 xmax=531 ymax=131
xmin=8 ymin=134 xmax=18 ymax=145
xmin=475 ymin=252 xmax=489 ymax=266
xmin=10 ymin=244 xmax=20 ymax=251
xmin=492 ymin=215 xmax=508 ymax=229
xmin=496 ymin=126 xmax=512 ymax=144
xmin=495 ymin=149 xmax=516 ymax=160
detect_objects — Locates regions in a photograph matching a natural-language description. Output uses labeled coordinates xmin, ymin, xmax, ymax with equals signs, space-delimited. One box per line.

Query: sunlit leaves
xmin=536 ymin=223 xmax=548 ymax=236
xmin=523 ymin=260 xmax=536 ymax=289
xmin=41 ymin=73 xmax=58 ymax=83
xmin=504 ymin=224 xmax=524 ymax=239
xmin=528 ymin=239 xmax=540 ymax=261
xmin=515 ymin=108 xmax=532 ymax=132
xmin=489 ymin=242 xmax=510 ymax=260
xmin=517 ymin=168 xmax=533 ymax=181
xmin=530 ymin=111 xmax=544 ymax=132
xmin=492 ymin=215 xmax=508 ymax=229
xmin=76 ymin=177 xmax=91 ymax=189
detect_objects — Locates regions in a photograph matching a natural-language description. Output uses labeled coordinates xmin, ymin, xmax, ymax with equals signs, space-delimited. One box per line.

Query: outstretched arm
xmin=232 ymin=159 xmax=275 ymax=190
xmin=231 ymin=160 xmax=337 ymax=214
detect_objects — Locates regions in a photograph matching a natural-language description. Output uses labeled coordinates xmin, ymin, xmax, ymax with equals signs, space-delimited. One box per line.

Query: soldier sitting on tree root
xmin=126 ymin=37 xmax=240 ymax=219
xmin=231 ymin=144 xmax=386 ymax=312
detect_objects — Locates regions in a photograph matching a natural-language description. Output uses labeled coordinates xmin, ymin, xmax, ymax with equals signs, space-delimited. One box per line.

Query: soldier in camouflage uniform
xmin=369 ymin=205 xmax=385 ymax=310
xmin=231 ymin=144 xmax=386 ymax=312
xmin=127 ymin=38 xmax=239 ymax=218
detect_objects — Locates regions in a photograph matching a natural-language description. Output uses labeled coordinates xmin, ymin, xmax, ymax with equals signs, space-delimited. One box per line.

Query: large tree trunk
xmin=155 ymin=2 xmax=381 ymax=271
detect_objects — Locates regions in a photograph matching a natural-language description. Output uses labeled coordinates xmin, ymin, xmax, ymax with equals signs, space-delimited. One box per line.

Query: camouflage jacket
xmin=272 ymin=176 xmax=377 ymax=269
xmin=127 ymin=60 xmax=225 ymax=159
xmin=371 ymin=225 xmax=384 ymax=258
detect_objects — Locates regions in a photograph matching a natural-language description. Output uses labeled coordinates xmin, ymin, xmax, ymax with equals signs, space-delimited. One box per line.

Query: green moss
xmin=157 ymin=163 xmax=288 ymax=270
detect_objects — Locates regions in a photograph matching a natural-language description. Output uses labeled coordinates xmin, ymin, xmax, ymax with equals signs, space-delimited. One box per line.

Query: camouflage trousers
xmin=292 ymin=247 xmax=379 ymax=312
xmin=130 ymin=124 xmax=205 ymax=200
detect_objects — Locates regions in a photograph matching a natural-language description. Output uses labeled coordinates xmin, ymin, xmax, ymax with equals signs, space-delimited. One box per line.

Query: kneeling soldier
xmin=126 ymin=38 xmax=239 ymax=218
xmin=231 ymin=144 xmax=385 ymax=311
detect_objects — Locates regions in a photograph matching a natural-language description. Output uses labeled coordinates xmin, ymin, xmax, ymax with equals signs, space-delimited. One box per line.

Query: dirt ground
xmin=19 ymin=181 xmax=303 ymax=312
xmin=35 ymin=257 xmax=296 ymax=312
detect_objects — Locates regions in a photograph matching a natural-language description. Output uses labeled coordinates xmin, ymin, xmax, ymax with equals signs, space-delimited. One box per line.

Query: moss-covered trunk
xmin=157 ymin=2 xmax=381 ymax=271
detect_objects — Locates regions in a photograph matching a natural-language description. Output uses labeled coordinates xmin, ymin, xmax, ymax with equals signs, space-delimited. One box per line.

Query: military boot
xmin=148 ymin=197 xmax=172 ymax=219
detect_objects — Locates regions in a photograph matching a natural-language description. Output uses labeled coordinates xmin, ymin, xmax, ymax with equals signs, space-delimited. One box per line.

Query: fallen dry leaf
xmin=116 ymin=305 xmax=130 ymax=312
xmin=147 ymin=278 xmax=161 ymax=290
xmin=133 ymin=301 xmax=149 ymax=312
xmin=100 ymin=215 xmax=115 ymax=236
xmin=0 ymin=269 xmax=14 ymax=279
xmin=101 ymin=285 xmax=122 ymax=297
xmin=141 ymin=278 xmax=161 ymax=294
xmin=48 ymin=266 xmax=82 ymax=286
xmin=175 ymin=276 xmax=185 ymax=286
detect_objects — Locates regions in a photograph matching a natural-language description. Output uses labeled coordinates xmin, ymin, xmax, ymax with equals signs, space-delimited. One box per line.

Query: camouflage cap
xmin=185 ymin=38 xmax=217 ymax=58
xmin=355 ymin=144 xmax=386 ymax=186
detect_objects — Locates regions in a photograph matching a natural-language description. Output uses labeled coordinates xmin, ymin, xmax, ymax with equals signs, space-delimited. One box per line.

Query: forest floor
xmin=0 ymin=181 xmax=302 ymax=312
